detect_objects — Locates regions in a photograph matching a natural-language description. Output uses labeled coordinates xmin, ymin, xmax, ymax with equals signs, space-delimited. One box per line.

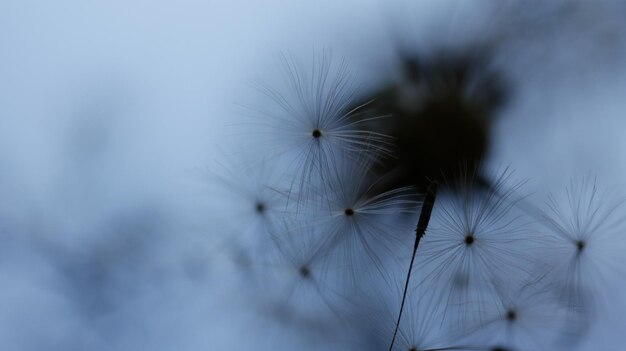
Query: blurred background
xmin=1 ymin=0 xmax=626 ymax=350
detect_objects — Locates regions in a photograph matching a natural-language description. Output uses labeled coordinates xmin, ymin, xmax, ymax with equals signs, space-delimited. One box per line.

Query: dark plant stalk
xmin=388 ymin=181 xmax=438 ymax=351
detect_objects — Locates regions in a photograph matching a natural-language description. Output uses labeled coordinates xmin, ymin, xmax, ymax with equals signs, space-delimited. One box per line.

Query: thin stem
xmin=388 ymin=182 xmax=438 ymax=351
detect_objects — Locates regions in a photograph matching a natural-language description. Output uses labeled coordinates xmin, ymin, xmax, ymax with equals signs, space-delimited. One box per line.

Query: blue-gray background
xmin=1 ymin=0 xmax=626 ymax=350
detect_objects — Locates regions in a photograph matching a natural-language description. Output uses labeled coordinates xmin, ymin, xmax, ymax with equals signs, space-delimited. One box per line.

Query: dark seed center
xmin=312 ymin=129 xmax=322 ymax=138
xmin=576 ymin=240 xmax=585 ymax=252
xmin=465 ymin=235 xmax=474 ymax=245
xmin=299 ymin=265 xmax=310 ymax=278
xmin=506 ymin=309 xmax=517 ymax=321
xmin=255 ymin=202 xmax=266 ymax=214
xmin=344 ymin=208 xmax=354 ymax=216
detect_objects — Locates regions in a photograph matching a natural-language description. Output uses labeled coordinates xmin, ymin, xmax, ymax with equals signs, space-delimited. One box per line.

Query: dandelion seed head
xmin=345 ymin=45 xmax=509 ymax=193
xmin=224 ymin=3 xmax=626 ymax=348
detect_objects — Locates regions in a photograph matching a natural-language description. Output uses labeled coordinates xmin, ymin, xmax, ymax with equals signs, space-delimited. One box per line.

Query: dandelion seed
xmin=244 ymin=49 xmax=395 ymax=207
xmin=200 ymin=153 xmax=285 ymax=264
xmin=416 ymin=168 xmax=540 ymax=327
xmin=460 ymin=279 xmax=584 ymax=351
xmin=298 ymin=157 xmax=421 ymax=291
xmin=539 ymin=177 xmax=626 ymax=316
xmin=256 ymin=220 xmax=349 ymax=327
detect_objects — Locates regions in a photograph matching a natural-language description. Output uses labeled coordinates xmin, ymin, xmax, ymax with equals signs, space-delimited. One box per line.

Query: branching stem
xmin=388 ymin=182 xmax=438 ymax=351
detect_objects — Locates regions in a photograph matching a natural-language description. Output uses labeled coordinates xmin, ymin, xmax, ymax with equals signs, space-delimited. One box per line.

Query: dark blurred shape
xmin=352 ymin=0 xmax=626 ymax=193
xmin=355 ymin=47 xmax=508 ymax=192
